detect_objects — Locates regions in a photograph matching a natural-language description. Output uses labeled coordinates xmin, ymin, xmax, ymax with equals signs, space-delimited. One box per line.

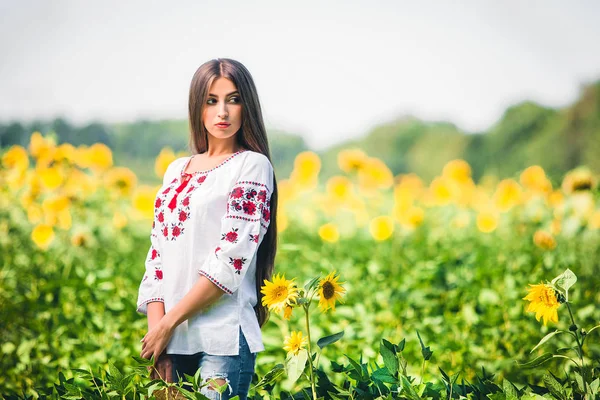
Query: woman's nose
xmin=217 ymin=102 xmax=228 ymax=119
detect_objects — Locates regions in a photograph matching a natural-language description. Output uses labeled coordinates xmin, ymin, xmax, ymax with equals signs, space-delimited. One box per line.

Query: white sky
xmin=1 ymin=0 xmax=599 ymax=149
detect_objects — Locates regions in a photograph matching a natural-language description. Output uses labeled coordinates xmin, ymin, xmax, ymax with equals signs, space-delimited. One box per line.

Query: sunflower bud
xmin=569 ymin=324 xmax=578 ymax=332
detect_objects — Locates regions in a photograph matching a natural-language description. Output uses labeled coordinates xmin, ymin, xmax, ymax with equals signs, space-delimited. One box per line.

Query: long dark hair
xmin=188 ymin=58 xmax=277 ymax=327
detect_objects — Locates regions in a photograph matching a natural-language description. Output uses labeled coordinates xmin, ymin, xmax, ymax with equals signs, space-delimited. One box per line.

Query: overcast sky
xmin=1 ymin=0 xmax=599 ymax=149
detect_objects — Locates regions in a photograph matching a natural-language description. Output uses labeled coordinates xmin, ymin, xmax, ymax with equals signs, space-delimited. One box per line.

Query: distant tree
xmin=0 ymin=122 xmax=26 ymax=147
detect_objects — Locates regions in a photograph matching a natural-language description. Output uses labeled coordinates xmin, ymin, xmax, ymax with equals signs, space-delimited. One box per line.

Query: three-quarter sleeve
xmin=136 ymin=159 xmax=182 ymax=315
xmin=198 ymin=155 xmax=274 ymax=294
xmin=136 ymin=227 xmax=164 ymax=315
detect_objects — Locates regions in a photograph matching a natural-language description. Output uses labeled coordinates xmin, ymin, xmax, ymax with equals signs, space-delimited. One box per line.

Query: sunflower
xmin=38 ymin=166 xmax=64 ymax=191
xmin=369 ymin=216 xmax=394 ymax=241
xmin=494 ymin=179 xmax=522 ymax=211
xmin=520 ymin=165 xmax=552 ymax=193
xmin=283 ymin=331 xmax=307 ymax=356
xmin=155 ymin=147 xmax=176 ymax=179
xmin=260 ymin=273 xmax=298 ymax=313
xmin=338 ymin=148 xmax=367 ymax=173
xmin=523 ymin=283 xmax=561 ymax=326
xmin=290 ymin=151 xmax=321 ymax=190
xmin=86 ymin=143 xmax=113 ymax=171
xmin=318 ymin=223 xmax=340 ymax=243
xmin=71 ymin=232 xmax=91 ymax=247
xmin=318 ymin=271 xmax=346 ymax=312
xmin=326 ymin=176 xmax=353 ymax=201
xmin=283 ymin=305 xmax=293 ymax=321
xmin=476 ymin=210 xmax=499 ymax=233
xmin=533 ymin=230 xmax=557 ymax=250
xmin=31 ymin=224 xmax=55 ymax=250
xmin=2 ymin=145 xmax=29 ymax=171
xmin=562 ymin=167 xmax=596 ymax=194
xmin=442 ymin=159 xmax=472 ymax=184
xmin=133 ymin=185 xmax=159 ymax=219
xmin=104 ymin=167 xmax=137 ymax=197
xmin=358 ymin=157 xmax=394 ymax=192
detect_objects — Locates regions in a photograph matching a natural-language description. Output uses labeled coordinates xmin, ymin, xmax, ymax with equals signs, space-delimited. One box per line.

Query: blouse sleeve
xmin=198 ymin=154 xmax=274 ymax=295
xmin=136 ymin=159 xmax=183 ymax=315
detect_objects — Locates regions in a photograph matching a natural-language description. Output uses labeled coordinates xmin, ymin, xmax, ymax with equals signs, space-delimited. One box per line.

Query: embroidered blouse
xmin=136 ymin=149 xmax=273 ymax=356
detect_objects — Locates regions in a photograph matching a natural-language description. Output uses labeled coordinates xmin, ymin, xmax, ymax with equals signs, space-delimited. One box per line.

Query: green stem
xmin=565 ymin=301 xmax=587 ymax=395
xmin=304 ymin=304 xmax=318 ymax=400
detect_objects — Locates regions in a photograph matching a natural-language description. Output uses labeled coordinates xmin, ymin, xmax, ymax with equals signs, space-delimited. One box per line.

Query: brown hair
xmin=188 ymin=58 xmax=278 ymax=327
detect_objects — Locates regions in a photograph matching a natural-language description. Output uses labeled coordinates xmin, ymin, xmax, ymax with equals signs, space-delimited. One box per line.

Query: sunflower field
xmin=1 ymin=132 xmax=599 ymax=399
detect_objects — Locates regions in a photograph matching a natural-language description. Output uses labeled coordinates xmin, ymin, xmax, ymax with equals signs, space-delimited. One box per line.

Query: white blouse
xmin=136 ymin=149 xmax=273 ymax=356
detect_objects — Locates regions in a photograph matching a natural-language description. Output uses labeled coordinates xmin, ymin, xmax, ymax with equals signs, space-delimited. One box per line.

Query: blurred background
xmin=2 ymin=0 xmax=599 ymax=182
xmin=1 ymin=0 xmax=599 ymax=397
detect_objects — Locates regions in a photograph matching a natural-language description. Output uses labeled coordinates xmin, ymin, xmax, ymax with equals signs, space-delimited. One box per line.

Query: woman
xmin=137 ymin=58 xmax=278 ymax=400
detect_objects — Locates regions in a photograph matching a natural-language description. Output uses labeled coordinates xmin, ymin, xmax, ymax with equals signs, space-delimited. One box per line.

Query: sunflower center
xmin=540 ymin=288 xmax=557 ymax=306
xmin=322 ymin=282 xmax=335 ymax=299
xmin=274 ymin=287 xmax=288 ymax=301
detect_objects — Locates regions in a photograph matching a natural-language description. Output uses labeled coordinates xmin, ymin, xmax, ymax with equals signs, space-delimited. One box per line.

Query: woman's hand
xmin=140 ymin=319 xmax=174 ymax=366
xmin=148 ymin=351 xmax=173 ymax=382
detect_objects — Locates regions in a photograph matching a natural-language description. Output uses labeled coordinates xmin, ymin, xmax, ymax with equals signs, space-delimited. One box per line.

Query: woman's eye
xmin=206 ymin=98 xmax=216 ymax=105
xmin=229 ymin=96 xmax=240 ymax=103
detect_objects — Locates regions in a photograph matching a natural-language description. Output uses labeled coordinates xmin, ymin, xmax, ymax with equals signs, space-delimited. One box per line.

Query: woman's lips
xmin=215 ymin=123 xmax=230 ymax=128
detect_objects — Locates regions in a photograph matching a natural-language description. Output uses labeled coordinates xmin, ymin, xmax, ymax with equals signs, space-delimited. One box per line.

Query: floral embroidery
xmin=242 ymin=200 xmax=257 ymax=215
xmin=231 ymin=187 xmax=244 ymax=199
xmin=229 ymin=257 xmax=247 ymax=274
xmin=155 ymin=269 xmax=163 ymax=280
xmin=222 ymin=228 xmax=239 ymax=243
xmin=245 ymin=188 xmax=257 ymax=200
xmin=153 ymin=168 xmax=208 ymax=242
xmin=249 ymin=234 xmax=259 ymax=243
xmin=257 ymin=190 xmax=267 ymax=203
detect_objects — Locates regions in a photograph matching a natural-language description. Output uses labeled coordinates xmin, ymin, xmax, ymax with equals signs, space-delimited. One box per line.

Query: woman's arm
xmin=162 ymin=276 xmax=224 ymax=330
xmin=140 ymin=276 xmax=224 ymax=360
xmin=147 ymin=301 xmax=166 ymax=330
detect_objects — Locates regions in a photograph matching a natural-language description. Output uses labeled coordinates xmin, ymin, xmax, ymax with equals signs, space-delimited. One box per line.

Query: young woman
xmin=137 ymin=58 xmax=278 ymax=400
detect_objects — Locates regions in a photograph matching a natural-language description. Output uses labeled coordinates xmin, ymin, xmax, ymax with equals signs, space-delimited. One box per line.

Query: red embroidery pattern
xmin=222 ymin=228 xmax=239 ymax=243
xmin=229 ymin=257 xmax=247 ymax=274
xmin=227 ymin=181 xmax=271 ymax=230
xmin=153 ymin=170 xmax=208 ymax=242
xmin=146 ymin=243 xmax=163 ymax=281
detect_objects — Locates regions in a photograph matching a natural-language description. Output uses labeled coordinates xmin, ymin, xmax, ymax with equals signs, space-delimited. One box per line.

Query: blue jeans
xmin=170 ymin=327 xmax=257 ymax=400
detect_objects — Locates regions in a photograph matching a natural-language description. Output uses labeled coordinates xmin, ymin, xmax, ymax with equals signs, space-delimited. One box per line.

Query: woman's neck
xmin=204 ymin=137 xmax=242 ymax=157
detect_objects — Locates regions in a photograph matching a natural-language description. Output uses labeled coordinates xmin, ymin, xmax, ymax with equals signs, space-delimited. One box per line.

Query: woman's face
xmin=203 ymin=77 xmax=243 ymax=143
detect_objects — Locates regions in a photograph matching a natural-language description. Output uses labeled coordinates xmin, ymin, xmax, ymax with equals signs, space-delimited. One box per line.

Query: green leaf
xmin=530 ymin=330 xmax=564 ymax=353
xmin=503 ymin=379 xmax=519 ymax=400
xmin=317 ymin=331 xmax=344 ymax=349
xmin=285 ymin=350 xmax=308 ymax=385
xmin=108 ymin=361 xmax=123 ymax=381
xmin=439 ymin=367 xmax=450 ymax=383
xmin=516 ymin=353 xmax=553 ymax=369
xmin=344 ymin=354 xmax=367 ymax=382
xmin=71 ymin=368 xmax=93 ymax=379
xmin=543 ymin=372 xmax=567 ymax=400
xmin=399 ymin=375 xmax=421 ymax=400
xmin=304 ymin=276 xmax=320 ymax=292
xmin=416 ymin=330 xmax=433 ymax=361
xmin=396 ymin=338 xmax=406 ymax=353
xmin=551 ymin=268 xmax=577 ymax=301
xmin=371 ymin=367 xmax=397 ymax=384
xmin=574 ymin=371 xmax=584 ymax=392
xmin=252 ymin=363 xmax=285 ymax=389
xmin=589 ymin=378 xmax=599 ymax=396
xmin=132 ymin=355 xmax=154 ymax=366
xmin=586 ymin=324 xmax=600 ymax=337
xmin=380 ymin=340 xmax=398 ymax=377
